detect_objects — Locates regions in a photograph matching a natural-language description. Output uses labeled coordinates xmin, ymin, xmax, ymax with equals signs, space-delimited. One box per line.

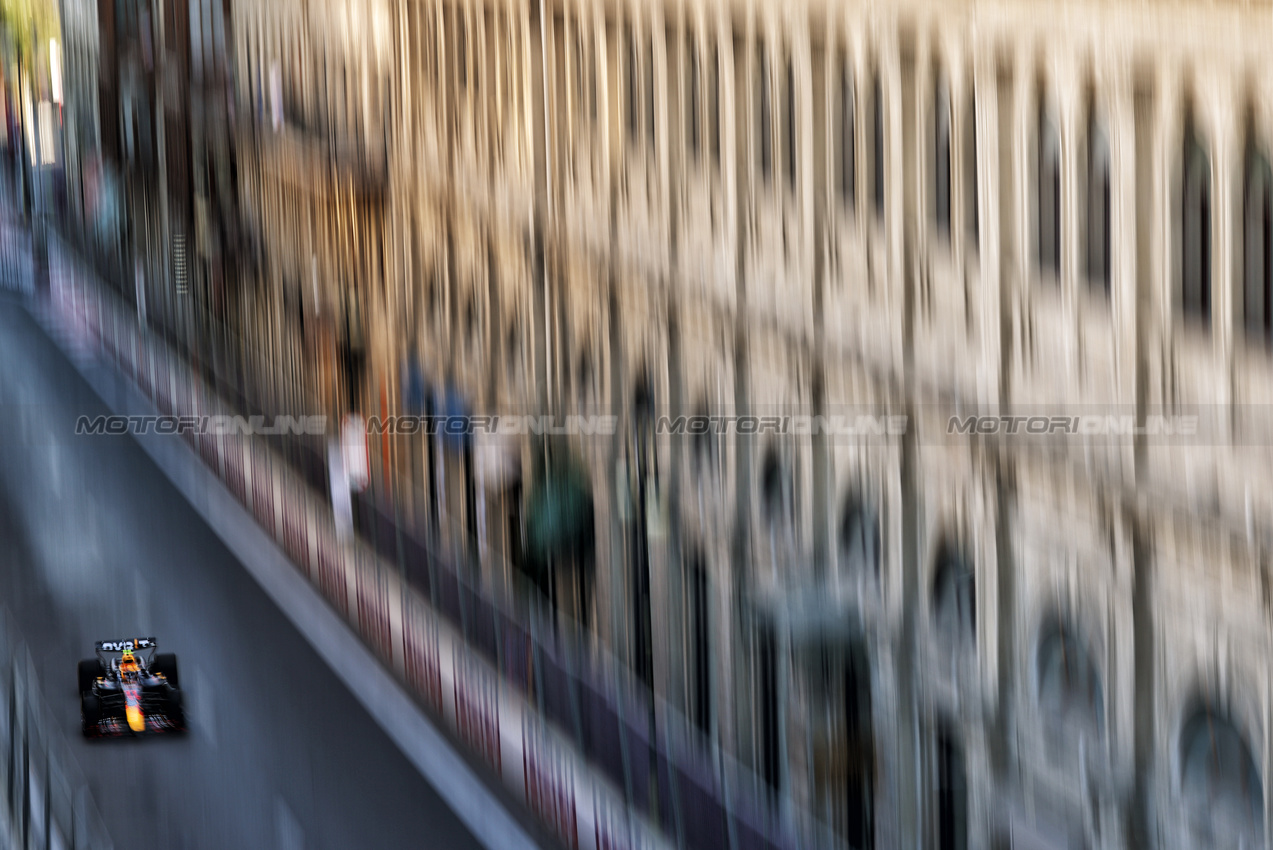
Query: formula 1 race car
xmin=78 ymin=637 xmax=185 ymax=737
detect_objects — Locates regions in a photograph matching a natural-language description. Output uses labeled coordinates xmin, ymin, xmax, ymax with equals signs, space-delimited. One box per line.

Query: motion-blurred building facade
xmin=58 ymin=0 xmax=240 ymax=331
xmin=57 ymin=0 xmax=1273 ymax=847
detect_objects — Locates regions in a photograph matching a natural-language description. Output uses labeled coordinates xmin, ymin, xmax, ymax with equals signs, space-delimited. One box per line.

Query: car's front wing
xmin=84 ymin=700 xmax=185 ymax=737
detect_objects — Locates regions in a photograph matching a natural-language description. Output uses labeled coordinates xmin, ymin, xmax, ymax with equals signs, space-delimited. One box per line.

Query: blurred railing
xmin=0 ymin=609 xmax=114 ymax=850
xmin=372 ymin=509 xmax=835 ymax=849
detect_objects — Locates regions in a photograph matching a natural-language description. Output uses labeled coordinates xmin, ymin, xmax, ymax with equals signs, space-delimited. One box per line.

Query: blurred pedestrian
xmin=329 ymin=435 xmax=353 ymax=544
xmin=343 ymin=411 xmax=369 ymax=494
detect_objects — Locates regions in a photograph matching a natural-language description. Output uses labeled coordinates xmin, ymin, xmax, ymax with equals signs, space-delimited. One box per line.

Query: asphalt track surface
xmin=0 ymin=295 xmax=488 ymax=848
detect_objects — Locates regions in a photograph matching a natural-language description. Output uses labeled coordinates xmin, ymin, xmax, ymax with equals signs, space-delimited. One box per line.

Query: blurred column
xmin=29 ymin=26 xmax=48 ymax=295
xmin=16 ymin=50 xmax=31 ymax=222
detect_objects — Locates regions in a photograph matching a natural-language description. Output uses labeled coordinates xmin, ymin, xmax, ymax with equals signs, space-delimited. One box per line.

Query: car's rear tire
xmin=152 ymin=653 xmax=180 ymax=688
xmin=81 ymin=693 xmax=101 ymax=737
xmin=77 ymin=659 xmax=100 ymax=695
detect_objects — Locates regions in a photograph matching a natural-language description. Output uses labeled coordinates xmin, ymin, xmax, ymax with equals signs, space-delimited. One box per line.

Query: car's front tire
xmin=152 ymin=653 xmax=180 ymax=688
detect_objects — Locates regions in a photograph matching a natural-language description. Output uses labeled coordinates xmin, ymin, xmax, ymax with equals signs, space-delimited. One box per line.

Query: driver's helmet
xmin=119 ymin=649 xmax=139 ymax=675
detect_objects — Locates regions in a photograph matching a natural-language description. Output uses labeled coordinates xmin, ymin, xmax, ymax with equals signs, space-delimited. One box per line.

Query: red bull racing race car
xmin=78 ymin=637 xmax=186 ymax=737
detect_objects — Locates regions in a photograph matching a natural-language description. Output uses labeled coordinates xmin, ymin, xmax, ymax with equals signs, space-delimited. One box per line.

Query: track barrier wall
xmin=0 ymin=609 xmax=114 ymax=850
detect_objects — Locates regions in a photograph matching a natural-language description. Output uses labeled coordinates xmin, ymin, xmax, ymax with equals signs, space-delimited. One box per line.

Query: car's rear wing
xmin=95 ymin=638 xmax=156 ymax=653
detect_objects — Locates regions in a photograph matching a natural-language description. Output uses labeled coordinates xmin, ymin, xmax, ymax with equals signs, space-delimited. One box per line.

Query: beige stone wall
xmin=236 ymin=0 xmax=1273 ymax=845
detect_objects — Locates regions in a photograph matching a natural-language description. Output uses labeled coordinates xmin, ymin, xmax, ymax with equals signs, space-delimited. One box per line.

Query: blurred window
xmin=687 ymin=36 xmax=700 ymax=159
xmin=839 ymin=63 xmax=855 ymax=209
xmin=646 ymin=36 xmax=656 ymax=151
xmin=966 ymin=90 xmax=978 ymax=251
xmin=757 ymin=42 xmax=771 ymax=181
xmin=1037 ymin=100 xmax=1061 ymax=279
xmin=505 ymin=323 xmax=521 ymax=386
xmin=574 ymin=25 xmax=587 ymax=130
xmin=588 ymin=25 xmax=598 ymax=123
xmin=932 ymin=543 xmax=974 ymax=641
xmin=1087 ymin=113 xmax=1111 ymax=292
xmin=576 ymin=349 xmax=594 ymax=406
xmin=691 ymin=402 xmax=719 ymax=482
xmin=872 ymin=72 xmax=884 ymax=219
xmin=1180 ymin=705 xmax=1263 ymax=844
xmin=457 ymin=12 xmax=468 ymax=90
xmin=1182 ymin=122 xmax=1212 ymax=323
xmin=785 ymin=53 xmax=796 ymax=192
xmin=760 ymin=446 xmax=793 ymax=527
xmin=755 ymin=619 xmax=780 ymax=793
xmin=934 ymin=73 xmax=951 ymax=239
xmin=839 ymin=495 xmax=880 ymax=581
xmin=936 ymin=731 xmax=968 ymax=850
xmin=1244 ymin=141 xmax=1272 ymax=342
xmin=711 ymin=44 xmax=721 ymax=167
xmin=465 ymin=293 xmax=481 ymax=350
xmin=1037 ymin=619 xmax=1103 ymax=731
xmin=627 ymin=25 xmax=640 ymax=143
xmin=472 ymin=13 xmax=481 ymax=96
xmin=685 ymin=553 xmax=711 ymax=736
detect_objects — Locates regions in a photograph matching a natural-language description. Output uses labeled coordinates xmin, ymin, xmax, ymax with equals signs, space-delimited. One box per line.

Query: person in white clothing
xmin=328 ymin=435 xmax=353 ymax=543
